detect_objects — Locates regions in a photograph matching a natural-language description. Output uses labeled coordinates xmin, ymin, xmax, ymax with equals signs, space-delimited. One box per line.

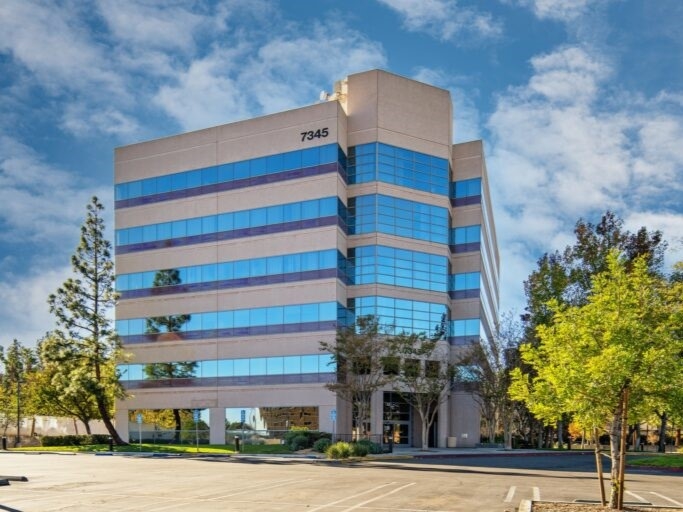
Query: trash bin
xmin=447 ymin=436 xmax=457 ymax=448
xmin=108 ymin=436 xmax=114 ymax=451
xmin=1 ymin=437 xmax=6 ymax=450
xmin=234 ymin=435 xmax=240 ymax=452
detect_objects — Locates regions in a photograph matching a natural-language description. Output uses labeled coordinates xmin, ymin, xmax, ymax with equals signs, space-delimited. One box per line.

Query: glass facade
xmin=451 ymin=178 xmax=482 ymax=206
xmin=450 ymin=224 xmax=481 ymax=252
xmin=449 ymin=271 xmax=481 ymax=299
xmin=349 ymin=194 xmax=448 ymax=244
xmin=119 ymin=353 xmax=334 ymax=383
xmin=348 ymin=245 xmax=447 ymax=292
xmin=116 ymin=301 xmax=344 ymax=342
xmin=348 ymin=142 xmax=449 ymax=195
xmin=350 ymin=296 xmax=448 ymax=338
xmin=116 ymin=249 xmax=347 ymax=296
xmin=116 ymin=197 xmax=346 ymax=252
xmin=116 ymin=143 xmax=345 ymax=205
xmin=449 ymin=318 xmax=483 ymax=345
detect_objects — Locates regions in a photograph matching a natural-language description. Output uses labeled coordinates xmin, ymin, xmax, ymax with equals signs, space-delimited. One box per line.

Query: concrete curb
xmin=517 ymin=499 xmax=532 ymax=512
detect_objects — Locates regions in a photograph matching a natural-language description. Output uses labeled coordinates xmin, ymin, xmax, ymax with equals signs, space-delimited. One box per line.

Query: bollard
xmin=108 ymin=436 xmax=114 ymax=451
xmin=234 ymin=435 xmax=240 ymax=452
xmin=1 ymin=437 xmax=6 ymax=450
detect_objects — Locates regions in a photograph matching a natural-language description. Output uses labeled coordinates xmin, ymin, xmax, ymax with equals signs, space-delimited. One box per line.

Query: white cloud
xmin=0 ymin=265 xmax=72 ymax=347
xmin=154 ymin=20 xmax=387 ymax=131
xmin=486 ymin=44 xmax=683 ymax=312
xmin=513 ymin=0 xmax=604 ymax=22
xmin=0 ymin=136 xmax=108 ymax=246
xmin=376 ymin=0 xmax=502 ymax=42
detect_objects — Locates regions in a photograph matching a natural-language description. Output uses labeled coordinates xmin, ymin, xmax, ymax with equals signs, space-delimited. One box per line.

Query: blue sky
xmin=1 ymin=0 xmax=682 ymax=346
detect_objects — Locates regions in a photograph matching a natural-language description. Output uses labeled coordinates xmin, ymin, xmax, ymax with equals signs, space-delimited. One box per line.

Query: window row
xmin=449 ymin=271 xmax=481 ymax=291
xmin=116 ymin=301 xmax=341 ymax=336
xmin=450 ymin=318 xmax=482 ymax=337
xmin=116 ymin=197 xmax=343 ymax=247
xmin=116 ymin=249 xmax=343 ymax=292
xmin=349 ymin=296 xmax=449 ymax=338
xmin=451 ymin=225 xmax=481 ymax=245
xmin=348 ymin=194 xmax=449 ymax=244
xmin=347 ymin=143 xmax=449 ymax=195
xmin=348 ymin=245 xmax=448 ymax=292
xmin=452 ymin=178 xmax=481 ymax=199
xmin=119 ymin=353 xmax=335 ymax=381
xmin=116 ymin=143 xmax=344 ymax=202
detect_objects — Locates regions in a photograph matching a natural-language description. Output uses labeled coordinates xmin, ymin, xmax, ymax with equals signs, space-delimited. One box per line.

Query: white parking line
xmin=341 ymin=482 xmax=417 ymax=512
xmin=651 ymin=492 xmax=683 ymax=507
xmin=626 ymin=491 xmax=649 ymax=503
xmin=504 ymin=486 xmax=516 ymax=502
xmin=308 ymin=482 xmax=400 ymax=512
xmin=532 ymin=487 xmax=541 ymax=501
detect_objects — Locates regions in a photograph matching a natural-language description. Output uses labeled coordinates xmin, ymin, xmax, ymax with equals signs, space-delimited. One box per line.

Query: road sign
xmin=193 ymin=409 xmax=200 ymax=422
xmin=330 ymin=409 xmax=337 ymax=422
xmin=136 ymin=413 xmax=143 ymax=424
xmin=240 ymin=409 xmax=246 ymax=423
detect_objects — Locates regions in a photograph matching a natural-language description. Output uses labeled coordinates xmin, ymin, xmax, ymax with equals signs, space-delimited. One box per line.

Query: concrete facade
xmin=113 ymin=70 xmax=499 ymax=447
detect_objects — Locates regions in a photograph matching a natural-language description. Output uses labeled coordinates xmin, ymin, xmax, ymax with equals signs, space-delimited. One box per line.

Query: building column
xmin=209 ymin=407 xmax=225 ymax=445
xmin=114 ymin=408 xmax=129 ymax=442
xmin=438 ymin=399 xmax=449 ymax=447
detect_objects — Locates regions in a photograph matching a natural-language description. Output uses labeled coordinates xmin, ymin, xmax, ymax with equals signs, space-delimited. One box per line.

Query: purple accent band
xmin=450 ymin=242 xmax=481 ymax=254
xmin=448 ymin=289 xmax=480 ymax=300
xmin=120 ymin=268 xmax=343 ymax=299
xmin=116 ymin=216 xmax=344 ymax=254
xmin=451 ymin=195 xmax=481 ymax=207
xmin=123 ymin=372 xmax=335 ymax=390
xmin=448 ymin=335 xmax=480 ymax=346
xmin=116 ymin=162 xmax=344 ymax=209
xmin=120 ymin=320 xmax=339 ymax=345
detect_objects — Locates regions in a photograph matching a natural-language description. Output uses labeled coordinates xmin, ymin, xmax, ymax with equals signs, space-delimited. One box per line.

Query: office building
xmin=113 ymin=69 xmax=499 ymax=447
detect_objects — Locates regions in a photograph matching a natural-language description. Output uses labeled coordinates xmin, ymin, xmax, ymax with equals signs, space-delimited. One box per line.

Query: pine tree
xmin=47 ymin=196 xmax=126 ymax=445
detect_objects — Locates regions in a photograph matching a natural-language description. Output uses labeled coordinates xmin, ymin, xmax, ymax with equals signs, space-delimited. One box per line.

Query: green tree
xmin=0 ymin=340 xmax=38 ymax=445
xmin=320 ymin=315 xmax=393 ymax=439
xmin=35 ymin=333 xmax=101 ymax=434
xmin=47 ymin=196 xmax=127 ymax=445
xmin=459 ymin=311 xmax=523 ymax=449
xmin=510 ymin=253 xmax=683 ymax=508
xmin=390 ymin=333 xmax=455 ymax=450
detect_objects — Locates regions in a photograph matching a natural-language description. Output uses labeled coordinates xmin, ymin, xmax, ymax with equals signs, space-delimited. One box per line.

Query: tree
xmin=510 ymin=253 xmax=683 ymax=508
xmin=319 ymin=315 xmax=393 ymax=439
xmin=35 ymin=333 xmax=101 ymax=434
xmin=390 ymin=333 xmax=455 ymax=450
xmin=0 ymin=340 xmax=38 ymax=445
xmin=47 ymin=197 xmax=127 ymax=445
xmin=459 ymin=311 xmax=523 ymax=449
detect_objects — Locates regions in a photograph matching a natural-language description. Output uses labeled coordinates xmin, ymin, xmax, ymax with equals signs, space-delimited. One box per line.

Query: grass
xmin=10 ymin=443 xmax=293 ymax=455
xmin=627 ymin=453 xmax=683 ymax=469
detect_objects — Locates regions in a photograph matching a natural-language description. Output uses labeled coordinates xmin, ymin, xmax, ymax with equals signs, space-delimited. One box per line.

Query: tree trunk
xmin=557 ymin=419 xmax=564 ymax=448
xmin=608 ymin=415 xmax=621 ymax=509
xmin=657 ymin=412 xmax=667 ymax=453
xmin=420 ymin=411 xmax=429 ymax=450
xmin=173 ymin=409 xmax=182 ymax=443
xmin=96 ymin=396 xmax=126 ymax=445
xmin=84 ymin=420 xmax=92 ymax=435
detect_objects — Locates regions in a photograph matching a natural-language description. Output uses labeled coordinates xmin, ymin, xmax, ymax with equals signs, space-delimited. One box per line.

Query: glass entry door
xmin=383 ymin=392 xmax=411 ymax=446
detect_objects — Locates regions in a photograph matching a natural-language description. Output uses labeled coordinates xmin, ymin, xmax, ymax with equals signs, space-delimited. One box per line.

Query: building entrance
xmin=383 ymin=392 xmax=411 ymax=446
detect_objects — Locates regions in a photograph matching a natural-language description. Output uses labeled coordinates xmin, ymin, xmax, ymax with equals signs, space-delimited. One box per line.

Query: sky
xmin=1 ymin=0 xmax=682 ymax=347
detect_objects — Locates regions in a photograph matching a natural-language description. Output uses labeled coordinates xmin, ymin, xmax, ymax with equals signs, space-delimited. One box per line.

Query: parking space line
xmin=208 ymin=477 xmax=311 ymax=500
xmin=533 ymin=487 xmax=540 ymax=501
xmin=651 ymin=492 xmax=683 ymax=507
xmin=504 ymin=486 xmax=516 ymax=502
xmin=341 ymin=482 xmax=417 ymax=512
xmin=626 ymin=491 xmax=649 ymax=503
xmin=308 ymin=482 xmax=399 ymax=512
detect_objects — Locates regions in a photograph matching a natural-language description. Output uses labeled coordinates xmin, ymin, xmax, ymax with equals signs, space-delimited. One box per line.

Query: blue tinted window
xmin=453 ymin=178 xmax=481 ymax=198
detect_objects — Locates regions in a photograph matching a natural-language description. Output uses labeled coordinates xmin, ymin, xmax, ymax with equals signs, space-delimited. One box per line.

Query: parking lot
xmin=1 ymin=452 xmax=682 ymax=511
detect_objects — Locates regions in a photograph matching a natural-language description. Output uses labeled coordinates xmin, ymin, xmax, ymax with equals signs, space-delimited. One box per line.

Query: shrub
xmin=313 ymin=438 xmax=332 ymax=453
xmin=326 ymin=441 xmax=352 ymax=459
xmin=41 ymin=434 xmax=111 ymax=447
xmin=354 ymin=439 xmax=382 ymax=454
xmin=283 ymin=428 xmax=330 ymax=451
xmin=351 ymin=442 xmax=369 ymax=457
xmin=289 ymin=434 xmax=310 ymax=451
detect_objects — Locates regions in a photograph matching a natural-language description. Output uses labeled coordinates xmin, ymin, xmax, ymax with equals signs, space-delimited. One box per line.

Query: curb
xmin=517 ymin=499 xmax=532 ymax=512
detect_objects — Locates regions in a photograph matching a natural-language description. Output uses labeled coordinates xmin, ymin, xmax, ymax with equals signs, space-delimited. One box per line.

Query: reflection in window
xmin=116 ymin=143 xmax=344 ymax=202
xmin=119 ymin=353 xmax=335 ymax=382
xmin=349 ymin=296 xmax=449 ymax=338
